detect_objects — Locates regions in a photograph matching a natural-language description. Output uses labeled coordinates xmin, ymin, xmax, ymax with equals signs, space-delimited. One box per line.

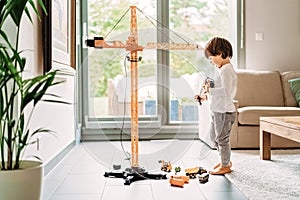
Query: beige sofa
xmin=199 ymin=70 xmax=300 ymax=148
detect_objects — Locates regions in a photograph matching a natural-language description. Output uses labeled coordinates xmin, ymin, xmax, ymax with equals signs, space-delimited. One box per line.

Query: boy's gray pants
xmin=209 ymin=111 xmax=236 ymax=167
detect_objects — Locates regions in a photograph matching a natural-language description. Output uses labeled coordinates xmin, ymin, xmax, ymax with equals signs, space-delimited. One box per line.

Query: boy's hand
xmin=194 ymin=94 xmax=207 ymax=105
xmin=204 ymin=80 xmax=210 ymax=93
xmin=200 ymin=94 xmax=208 ymax=101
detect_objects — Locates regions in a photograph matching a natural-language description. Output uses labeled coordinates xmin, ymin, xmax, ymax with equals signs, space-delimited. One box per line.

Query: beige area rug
xmin=226 ymin=149 xmax=300 ymax=200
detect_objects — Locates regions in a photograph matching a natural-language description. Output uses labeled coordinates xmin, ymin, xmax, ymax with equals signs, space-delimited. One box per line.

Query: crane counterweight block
xmin=85 ymin=37 xmax=127 ymax=49
xmin=85 ymin=37 xmax=103 ymax=48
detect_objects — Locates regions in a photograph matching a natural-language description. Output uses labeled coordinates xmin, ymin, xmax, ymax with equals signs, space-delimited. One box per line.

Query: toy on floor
xmin=185 ymin=166 xmax=207 ymax=178
xmin=198 ymin=172 xmax=209 ymax=183
xmin=159 ymin=160 xmax=172 ymax=172
xmin=113 ymin=164 xmax=121 ymax=170
xmin=169 ymin=175 xmax=190 ymax=187
xmin=104 ymin=167 xmax=167 ymax=185
xmin=174 ymin=166 xmax=181 ymax=173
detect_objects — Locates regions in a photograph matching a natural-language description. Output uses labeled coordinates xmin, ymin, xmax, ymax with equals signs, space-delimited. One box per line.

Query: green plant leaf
xmin=0 ymin=29 xmax=14 ymax=50
xmin=20 ymin=129 xmax=29 ymax=146
xmin=28 ymin=0 xmax=44 ymax=21
xmin=0 ymin=0 xmax=11 ymax=29
xmin=37 ymin=0 xmax=47 ymax=15
xmin=24 ymin=5 xmax=33 ymax=24
xmin=42 ymin=99 xmax=71 ymax=105
xmin=21 ymin=71 xmax=57 ymax=110
xmin=26 ymin=155 xmax=42 ymax=161
xmin=5 ymin=0 xmax=46 ymax=27
xmin=0 ymin=1 xmax=8 ymax=25
xmin=5 ymin=0 xmax=27 ymax=26
xmin=31 ymin=127 xmax=54 ymax=136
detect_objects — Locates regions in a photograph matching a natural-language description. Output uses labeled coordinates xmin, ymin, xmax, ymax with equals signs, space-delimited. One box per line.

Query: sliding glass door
xmin=79 ymin=0 xmax=237 ymax=139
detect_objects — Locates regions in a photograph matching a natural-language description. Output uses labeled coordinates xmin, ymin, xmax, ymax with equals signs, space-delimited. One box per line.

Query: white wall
xmin=245 ymin=0 xmax=300 ymax=71
xmin=18 ymin=3 xmax=76 ymax=165
xmin=25 ymin=71 xmax=76 ymax=164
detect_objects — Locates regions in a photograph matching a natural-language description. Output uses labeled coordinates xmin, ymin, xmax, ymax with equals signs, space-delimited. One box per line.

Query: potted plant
xmin=0 ymin=0 xmax=64 ymax=199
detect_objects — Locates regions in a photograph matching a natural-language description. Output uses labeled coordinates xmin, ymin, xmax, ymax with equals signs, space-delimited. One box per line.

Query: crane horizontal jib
xmin=86 ymin=37 xmax=203 ymax=51
xmin=144 ymin=42 xmax=203 ymax=50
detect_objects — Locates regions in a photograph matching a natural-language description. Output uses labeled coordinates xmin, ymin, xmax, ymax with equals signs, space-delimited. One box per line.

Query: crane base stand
xmin=104 ymin=167 xmax=167 ymax=185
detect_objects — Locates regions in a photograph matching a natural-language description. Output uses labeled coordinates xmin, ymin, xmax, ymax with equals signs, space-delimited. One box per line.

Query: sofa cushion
xmin=235 ymin=70 xmax=284 ymax=107
xmin=238 ymin=106 xmax=300 ymax=125
xmin=281 ymin=71 xmax=300 ymax=107
xmin=288 ymin=78 xmax=300 ymax=107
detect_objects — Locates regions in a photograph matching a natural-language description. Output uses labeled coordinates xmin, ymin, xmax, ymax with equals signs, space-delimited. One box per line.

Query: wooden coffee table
xmin=260 ymin=116 xmax=300 ymax=160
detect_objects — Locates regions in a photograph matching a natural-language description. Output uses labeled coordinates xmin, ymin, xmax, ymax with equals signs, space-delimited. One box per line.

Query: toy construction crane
xmin=86 ymin=6 xmax=202 ymax=185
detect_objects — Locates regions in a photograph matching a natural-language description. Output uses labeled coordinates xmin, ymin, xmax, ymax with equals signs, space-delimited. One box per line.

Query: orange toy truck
xmin=185 ymin=166 xmax=207 ymax=178
xmin=158 ymin=160 xmax=172 ymax=172
xmin=169 ymin=175 xmax=190 ymax=187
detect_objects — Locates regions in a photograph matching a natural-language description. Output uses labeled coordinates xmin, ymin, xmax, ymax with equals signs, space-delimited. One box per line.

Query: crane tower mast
xmin=128 ymin=6 xmax=140 ymax=168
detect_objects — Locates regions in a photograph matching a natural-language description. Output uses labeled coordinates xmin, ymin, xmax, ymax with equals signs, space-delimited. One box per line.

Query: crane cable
xmin=104 ymin=7 xmax=130 ymax=39
xmin=104 ymin=6 xmax=191 ymax=45
xmin=136 ymin=7 xmax=191 ymax=44
xmin=120 ymin=52 xmax=132 ymax=166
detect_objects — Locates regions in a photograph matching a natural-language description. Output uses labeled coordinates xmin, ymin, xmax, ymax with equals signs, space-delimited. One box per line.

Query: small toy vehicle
xmin=169 ymin=175 xmax=189 ymax=187
xmin=174 ymin=166 xmax=181 ymax=173
xmin=171 ymin=175 xmax=189 ymax=183
xmin=169 ymin=177 xmax=184 ymax=187
xmin=158 ymin=160 xmax=172 ymax=172
xmin=198 ymin=172 xmax=209 ymax=183
xmin=185 ymin=166 xmax=207 ymax=178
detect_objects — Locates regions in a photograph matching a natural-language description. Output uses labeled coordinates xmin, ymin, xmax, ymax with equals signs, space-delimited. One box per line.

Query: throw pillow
xmin=288 ymin=78 xmax=300 ymax=107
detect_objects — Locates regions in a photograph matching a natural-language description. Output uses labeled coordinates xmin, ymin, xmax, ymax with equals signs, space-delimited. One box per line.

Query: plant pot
xmin=0 ymin=161 xmax=43 ymax=200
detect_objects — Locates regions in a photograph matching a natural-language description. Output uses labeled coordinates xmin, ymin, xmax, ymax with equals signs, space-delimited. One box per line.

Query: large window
xmin=86 ymin=1 xmax=157 ymax=119
xmin=168 ymin=0 xmax=231 ymax=122
xmin=80 ymin=0 xmax=236 ymax=138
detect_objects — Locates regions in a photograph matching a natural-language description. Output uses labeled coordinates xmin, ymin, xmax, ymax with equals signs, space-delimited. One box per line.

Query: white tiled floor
xmin=43 ymin=140 xmax=247 ymax=200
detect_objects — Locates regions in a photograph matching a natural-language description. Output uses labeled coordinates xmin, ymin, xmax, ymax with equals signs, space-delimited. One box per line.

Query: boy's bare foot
xmin=213 ymin=161 xmax=232 ymax=169
xmin=210 ymin=166 xmax=231 ymax=175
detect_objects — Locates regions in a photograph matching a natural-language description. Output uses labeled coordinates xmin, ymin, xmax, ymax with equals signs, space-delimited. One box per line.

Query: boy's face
xmin=208 ymin=54 xmax=223 ymax=68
